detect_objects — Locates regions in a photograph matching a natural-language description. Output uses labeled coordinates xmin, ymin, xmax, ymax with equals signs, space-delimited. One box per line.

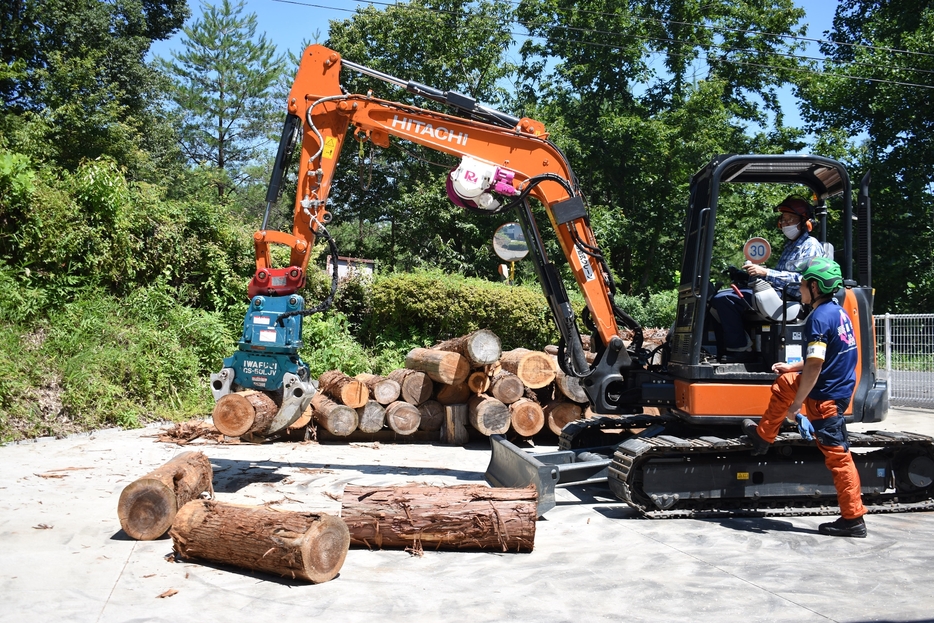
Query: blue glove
xmin=796 ymin=413 xmax=814 ymax=441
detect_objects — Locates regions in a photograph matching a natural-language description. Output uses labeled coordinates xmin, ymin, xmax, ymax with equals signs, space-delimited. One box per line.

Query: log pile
xmin=282 ymin=329 xmax=592 ymax=443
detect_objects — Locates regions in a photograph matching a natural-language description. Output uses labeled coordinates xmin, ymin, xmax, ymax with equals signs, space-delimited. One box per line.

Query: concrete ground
xmin=2 ymin=407 xmax=934 ymax=623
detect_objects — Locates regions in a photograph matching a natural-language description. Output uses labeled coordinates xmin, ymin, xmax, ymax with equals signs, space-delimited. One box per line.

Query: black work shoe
xmin=742 ymin=419 xmax=770 ymax=456
xmin=818 ymin=516 xmax=867 ymax=538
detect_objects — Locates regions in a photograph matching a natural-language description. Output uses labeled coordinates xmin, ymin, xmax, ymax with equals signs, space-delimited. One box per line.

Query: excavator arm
xmin=262 ymin=45 xmax=635 ymax=411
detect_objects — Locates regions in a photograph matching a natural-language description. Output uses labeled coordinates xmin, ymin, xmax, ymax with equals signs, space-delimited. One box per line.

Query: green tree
xmin=322 ymin=0 xmax=518 ymax=276
xmin=797 ymin=0 xmax=934 ymax=312
xmin=159 ymin=0 xmax=287 ymax=198
xmin=512 ymin=0 xmax=808 ymax=295
xmin=0 ymin=0 xmax=189 ymax=176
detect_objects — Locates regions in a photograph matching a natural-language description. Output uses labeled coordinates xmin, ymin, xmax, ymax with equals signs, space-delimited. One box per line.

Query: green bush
xmin=357 ymin=268 xmax=558 ymax=350
xmin=614 ymin=289 xmax=678 ymax=330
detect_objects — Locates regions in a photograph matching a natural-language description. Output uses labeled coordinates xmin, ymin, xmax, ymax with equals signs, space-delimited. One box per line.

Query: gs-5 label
xmin=736 ymin=472 xmax=750 ymax=480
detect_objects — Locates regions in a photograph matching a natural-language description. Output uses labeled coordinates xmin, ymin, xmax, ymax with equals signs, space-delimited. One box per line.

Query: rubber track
xmin=562 ymin=416 xmax=934 ymax=518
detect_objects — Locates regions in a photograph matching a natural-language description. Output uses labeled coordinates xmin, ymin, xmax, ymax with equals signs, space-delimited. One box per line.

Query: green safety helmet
xmin=799 ymin=256 xmax=843 ymax=295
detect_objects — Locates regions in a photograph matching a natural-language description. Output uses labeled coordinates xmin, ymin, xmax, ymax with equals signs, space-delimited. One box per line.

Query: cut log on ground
xmin=118 ymin=452 xmax=213 ymax=541
xmin=341 ymin=484 xmax=536 ymax=552
xmin=405 ymin=348 xmax=470 ymax=385
xmin=385 ymin=401 xmax=421 ymax=435
xmin=489 ymin=370 xmax=525 ymax=405
xmin=355 ymin=400 xmax=386 ymax=434
xmin=311 ymin=393 xmax=358 ymax=436
xmin=431 ymin=329 xmax=502 ymax=367
xmin=467 ymin=394 xmax=510 ymax=436
xmin=355 ymin=373 xmax=401 ymax=405
xmin=388 ymin=369 xmax=434 ymax=405
xmin=509 ymin=398 xmax=545 ymax=437
xmin=318 ymin=370 xmax=369 ymax=409
xmin=467 ymin=370 xmax=491 ymax=394
xmin=170 ymin=500 xmax=349 ymax=583
xmin=417 ymin=399 xmax=444 ymax=432
xmin=441 ymin=404 xmax=469 ymax=445
xmin=434 ymin=381 xmax=471 ymax=405
xmin=544 ymin=400 xmax=584 ymax=436
xmin=499 ymin=348 xmax=556 ymax=389
xmin=289 ymin=405 xmax=313 ymax=431
xmin=212 ymin=391 xmax=278 ymax=437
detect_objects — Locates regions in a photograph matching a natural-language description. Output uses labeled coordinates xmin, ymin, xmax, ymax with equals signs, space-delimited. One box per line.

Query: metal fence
xmin=874 ymin=314 xmax=934 ymax=408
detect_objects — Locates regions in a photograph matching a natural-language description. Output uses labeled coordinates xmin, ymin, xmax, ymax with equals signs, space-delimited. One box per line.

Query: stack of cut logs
xmin=212 ymin=329 xmax=591 ymax=443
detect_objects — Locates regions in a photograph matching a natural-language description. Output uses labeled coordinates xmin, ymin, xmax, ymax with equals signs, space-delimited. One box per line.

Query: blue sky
xmin=150 ymin=0 xmax=842 ymax=128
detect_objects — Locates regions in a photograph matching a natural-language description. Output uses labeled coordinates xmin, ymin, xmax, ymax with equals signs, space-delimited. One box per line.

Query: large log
xmin=388 ymin=369 xmax=434 ymax=406
xmin=117 ymin=452 xmax=213 ymax=541
xmin=509 ymin=398 xmax=545 ymax=437
xmin=341 ymin=484 xmax=536 ymax=552
xmin=385 ymin=401 xmax=421 ymax=435
xmin=431 ymin=330 xmax=502 ymax=367
xmin=170 ymin=500 xmax=349 ymax=583
xmin=319 ymin=370 xmax=369 ymax=409
xmin=553 ymin=365 xmax=589 ymax=404
xmin=544 ymin=400 xmax=583 ymax=436
xmin=417 ymin=399 xmax=445 ymax=432
xmin=434 ymin=381 xmax=471 ymax=405
xmin=467 ymin=394 xmax=510 ymax=436
xmin=355 ymin=400 xmax=386 ymax=434
xmin=212 ymin=390 xmax=277 ymax=437
xmin=355 ymin=373 xmax=401 ymax=405
xmin=404 ymin=348 xmax=470 ymax=385
xmin=499 ymin=348 xmax=556 ymax=389
xmin=489 ymin=370 xmax=525 ymax=405
xmin=441 ymin=404 xmax=469 ymax=445
xmin=311 ymin=393 xmax=358 ymax=436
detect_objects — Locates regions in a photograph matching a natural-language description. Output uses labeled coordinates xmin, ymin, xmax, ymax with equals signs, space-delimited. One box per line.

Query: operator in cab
xmin=710 ymin=196 xmax=825 ymax=355
xmin=742 ymin=257 xmax=866 ymax=537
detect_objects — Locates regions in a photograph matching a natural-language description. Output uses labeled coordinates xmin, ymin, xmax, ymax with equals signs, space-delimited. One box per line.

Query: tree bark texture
xmin=312 ymin=393 xmax=358 ymax=436
xmin=434 ymin=381 xmax=471 ymax=405
xmin=355 ymin=373 xmax=401 ymax=405
xmin=441 ymin=404 xmax=469 ymax=445
xmin=385 ymin=401 xmax=421 ymax=435
xmin=170 ymin=500 xmax=349 ymax=584
xmin=509 ymin=398 xmax=545 ymax=437
xmin=467 ymin=394 xmax=510 ymax=436
xmin=118 ymin=452 xmax=213 ymax=541
xmin=319 ymin=370 xmax=369 ymax=409
xmin=341 ymin=484 xmax=536 ymax=552
xmin=499 ymin=349 xmax=556 ymax=389
xmin=405 ymin=348 xmax=470 ymax=385
xmin=417 ymin=399 xmax=444 ymax=432
xmin=388 ymin=369 xmax=434 ymax=406
xmin=489 ymin=370 xmax=525 ymax=405
xmin=544 ymin=400 xmax=583 ymax=436
xmin=212 ymin=391 xmax=278 ymax=437
xmin=355 ymin=400 xmax=386 ymax=434
xmin=431 ymin=329 xmax=502 ymax=367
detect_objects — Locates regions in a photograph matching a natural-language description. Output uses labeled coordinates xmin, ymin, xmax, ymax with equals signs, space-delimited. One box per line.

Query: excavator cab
xmin=668 ymin=154 xmax=887 ymax=425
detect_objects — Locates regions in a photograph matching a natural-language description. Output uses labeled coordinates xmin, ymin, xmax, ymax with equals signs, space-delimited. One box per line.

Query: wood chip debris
xmin=157 ymin=589 xmax=178 ymax=598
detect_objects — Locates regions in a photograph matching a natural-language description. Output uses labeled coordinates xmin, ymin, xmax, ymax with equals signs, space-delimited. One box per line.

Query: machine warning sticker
xmin=736 ymin=472 xmax=750 ymax=480
xmin=253 ymin=316 xmax=270 ymax=325
xmin=259 ymin=329 xmax=278 ymax=342
xmin=323 ymin=136 xmax=338 ymax=159
xmin=574 ymin=244 xmax=596 ymax=282
xmin=251 ymin=376 xmax=267 ymax=387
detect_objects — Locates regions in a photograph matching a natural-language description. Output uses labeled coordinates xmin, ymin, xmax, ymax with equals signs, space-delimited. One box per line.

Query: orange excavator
xmin=211 ymin=44 xmax=934 ymax=517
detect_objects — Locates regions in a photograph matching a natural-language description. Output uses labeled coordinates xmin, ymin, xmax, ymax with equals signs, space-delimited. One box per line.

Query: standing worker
xmin=742 ymin=257 xmax=867 ymax=537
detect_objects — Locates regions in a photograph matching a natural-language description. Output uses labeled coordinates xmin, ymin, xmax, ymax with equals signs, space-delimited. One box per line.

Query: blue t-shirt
xmin=804 ymin=299 xmax=858 ymax=400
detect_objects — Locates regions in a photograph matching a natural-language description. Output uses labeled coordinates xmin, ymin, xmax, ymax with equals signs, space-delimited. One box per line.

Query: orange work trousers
xmin=755 ymin=371 xmax=867 ymax=520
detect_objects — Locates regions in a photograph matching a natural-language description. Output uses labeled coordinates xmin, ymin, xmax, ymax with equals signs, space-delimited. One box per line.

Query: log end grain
xmin=117 ymin=478 xmax=177 ymax=541
xmin=211 ymin=393 xmax=255 ymax=437
xmin=300 ymin=514 xmax=351 ymax=584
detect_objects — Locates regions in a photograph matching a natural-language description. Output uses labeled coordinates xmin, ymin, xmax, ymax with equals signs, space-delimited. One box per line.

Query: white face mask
xmin=782 ymin=224 xmax=801 ymax=240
